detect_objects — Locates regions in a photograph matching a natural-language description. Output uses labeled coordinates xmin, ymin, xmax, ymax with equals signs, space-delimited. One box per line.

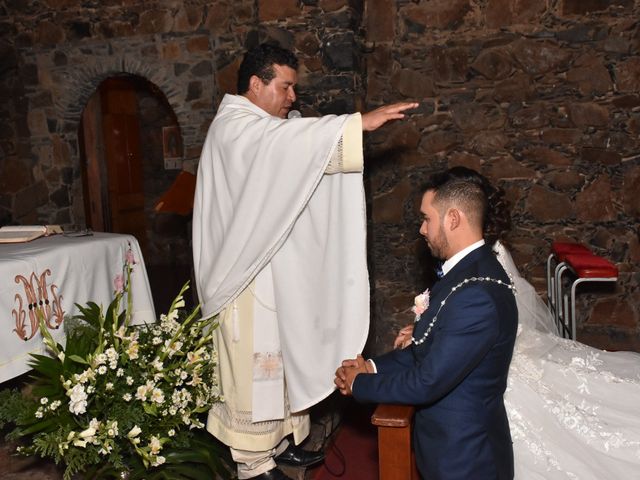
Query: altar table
xmin=0 ymin=232 xmax=156 ymax=383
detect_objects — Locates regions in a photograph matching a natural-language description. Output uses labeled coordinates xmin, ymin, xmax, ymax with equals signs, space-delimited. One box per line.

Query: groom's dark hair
xmin=422 ymin=167 xmax=511 ymax=244
xmin=431 ymin=179 xmax=487 ymax=232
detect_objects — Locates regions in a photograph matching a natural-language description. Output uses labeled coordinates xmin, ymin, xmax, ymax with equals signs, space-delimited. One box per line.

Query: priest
xmin=192 ymin=43 xmax=417 ymax=480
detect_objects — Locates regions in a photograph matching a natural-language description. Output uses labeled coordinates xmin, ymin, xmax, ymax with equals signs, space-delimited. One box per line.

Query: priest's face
xmin=419 ymin=190 xmax=450 ymax=261
xmin=250 ymin=64 xmax=297 ymax=118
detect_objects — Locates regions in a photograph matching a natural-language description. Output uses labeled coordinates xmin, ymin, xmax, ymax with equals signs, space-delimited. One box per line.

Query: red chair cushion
xmin=552 ymin=241 xmax=592 ymax=262
xmin=564 ymin=253 xmax=618 ymax=278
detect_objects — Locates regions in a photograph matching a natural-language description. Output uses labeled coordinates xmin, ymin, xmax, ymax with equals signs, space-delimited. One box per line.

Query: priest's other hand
xmin=362 ymin=102 xmax=419 ymax=132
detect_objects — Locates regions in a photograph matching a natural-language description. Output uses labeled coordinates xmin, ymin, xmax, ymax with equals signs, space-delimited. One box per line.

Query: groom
xmin=335 ymin=171 xmax=518 ymax=479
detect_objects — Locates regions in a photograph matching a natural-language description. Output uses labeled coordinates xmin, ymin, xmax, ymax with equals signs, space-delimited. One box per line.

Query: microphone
xmin=287 ymin=109 xmax=301 ymax=119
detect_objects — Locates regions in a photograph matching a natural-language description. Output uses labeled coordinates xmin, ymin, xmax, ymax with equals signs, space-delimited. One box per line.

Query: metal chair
xmin=558 ymin=253 xmax=618 ymax=340
xmin=546 ymin=241 xmax=592 ymax=335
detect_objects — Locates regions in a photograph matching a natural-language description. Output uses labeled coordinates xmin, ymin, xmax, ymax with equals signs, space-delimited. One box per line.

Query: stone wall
xmin=0 ymin=0 xmax=638 ymax=353
xmin=363 ymin=0 xmax=640 ymax=354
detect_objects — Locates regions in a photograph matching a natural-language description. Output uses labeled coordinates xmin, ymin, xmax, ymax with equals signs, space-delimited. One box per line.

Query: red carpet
xmin=310 ymin=402 xmax=379 ymax=480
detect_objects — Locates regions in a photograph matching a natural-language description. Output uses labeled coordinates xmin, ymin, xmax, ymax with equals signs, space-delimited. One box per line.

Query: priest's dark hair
xmin=237 ymin=43 xmax=299 ymax=94
xmin=421 ymin=166 xmax=512 ymax=246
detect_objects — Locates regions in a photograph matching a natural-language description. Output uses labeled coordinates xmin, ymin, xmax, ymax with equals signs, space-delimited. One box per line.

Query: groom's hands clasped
xmin=334 ymin=354 xmax=372 ymax=396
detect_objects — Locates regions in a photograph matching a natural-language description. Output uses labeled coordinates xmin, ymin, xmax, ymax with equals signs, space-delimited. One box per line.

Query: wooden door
xmin=100 ymin=78 xmax=147 ymax=249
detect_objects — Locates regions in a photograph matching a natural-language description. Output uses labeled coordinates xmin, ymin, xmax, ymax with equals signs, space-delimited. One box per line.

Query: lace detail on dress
xmin=507 ymin=328 xmax=640 ymax=477
xmin=494 ymin=240 xmax=640 ymax=478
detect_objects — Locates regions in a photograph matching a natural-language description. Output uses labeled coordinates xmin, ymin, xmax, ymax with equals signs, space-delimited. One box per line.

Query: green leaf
xmin=142 ymin=403 xmax=158 ymax=416
xmin=28 ymin=353 xmax=62 ymax=378
xmin=66 ymin=354 xmax=90 ymax=365
xmin=15 ymin=416 xmax=58 ymax=435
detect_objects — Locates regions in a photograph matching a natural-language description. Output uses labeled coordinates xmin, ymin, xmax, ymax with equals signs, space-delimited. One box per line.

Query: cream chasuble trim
xmin=340 ymin=113 xmax=363 ymax=172
xmin=251 ymin=264 xmax=285 ymax=422
xmin=207 ymin=283 xmax=310 ymax=451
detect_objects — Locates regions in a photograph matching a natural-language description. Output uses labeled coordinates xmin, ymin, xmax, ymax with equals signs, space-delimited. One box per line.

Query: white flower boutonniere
xmin=412 ymin=289 xmax=430 ymax=320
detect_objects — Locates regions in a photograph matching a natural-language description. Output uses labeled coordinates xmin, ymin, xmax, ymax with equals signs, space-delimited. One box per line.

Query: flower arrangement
xmin=0 ymin=249 xmax=232 ymax=479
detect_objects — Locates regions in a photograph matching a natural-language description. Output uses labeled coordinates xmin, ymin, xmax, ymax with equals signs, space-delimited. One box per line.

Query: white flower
xmin=128 ymin=425 xmax=142 ymax=438
xmin=105 ymin=382 xmax=114 ymax=391
xmin=164 ymin=340 xmax=183 ymax=358
xmin=151 ymin=388 xmax=165 ymax=404
xmin=115 ymin=325 xmax=126 ymax=339
xmin=122 ymin=393 xmax=132 ymax=402
xmin=35 ymin=409 xmax=44 ymax=419
xmin=127 ymin=341 xmax=139 ymax=360
xmin=116 ymin=368 xmax=124 ymax=377
xmin=152 ymin=336 xmax=162 ymax=345
xmin=89 ymin=418 xmax=100 ymax=431
xmin=49 ymin=400 xmax=62 ymax=411
xmin=97 ymin=365 xmax=107 ymax=375
xmin=149 ymin=436 xmax=162 ymax=455
xmin=78 ymin=426 xmax=96 ymax=444
xmin=152 ymin=358 xmax=163 ymax=371
xmin=152 ymin=455 xmax=166 ymax=466
xmin=168 ymin=429 xmax=175 ymax=437
xmin=136 ymin=385 xmax=150 ymax=401
xmin=187 ymin=373 xmax=202 ymax=387
xmin=67 ymin=384 xmax=88 ymax=415
xmin=74 ymin=368 xmax=95 ymax=384
xmin=106 ymin=347 xmax=119 ymax=369
xmin=187 ymin=351 xmax=201 ymax=364
xmin=99 ymin=444 xmax=113 ymax=455
xmin=79 ymin=426 xmax=96 ymax=438
xmin=412 ymin=289 xmax=430 ymax=316
xmin=126 ymin=376 xmax=134 ymax=385
xmin=40 ymin=397 xmax=49 ymax=405
xmin=105 ymin=347 xmax=118 ymax=361
xmin=95 ymin=353 xmax=107 ymax=366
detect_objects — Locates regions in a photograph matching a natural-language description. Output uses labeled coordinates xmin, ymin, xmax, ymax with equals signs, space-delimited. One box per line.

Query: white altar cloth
xmin=0 ymin=232 xmax=156 ymax=383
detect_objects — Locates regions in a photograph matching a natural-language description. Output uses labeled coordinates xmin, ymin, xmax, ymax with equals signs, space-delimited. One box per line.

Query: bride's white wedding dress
xmin=494 ymin=242 xmax=640 ymax=479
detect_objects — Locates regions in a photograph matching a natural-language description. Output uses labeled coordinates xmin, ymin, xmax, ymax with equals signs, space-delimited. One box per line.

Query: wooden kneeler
xmin=371 ymin=404 xmax=420 ymax=480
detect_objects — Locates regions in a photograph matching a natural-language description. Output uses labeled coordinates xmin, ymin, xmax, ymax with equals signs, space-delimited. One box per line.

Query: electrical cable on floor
xmin=310 ymin=392 xmax=347 ymax=477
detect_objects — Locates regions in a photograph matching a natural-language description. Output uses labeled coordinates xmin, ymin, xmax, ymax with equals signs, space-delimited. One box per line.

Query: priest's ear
xmin=248 ymin=75 xmax=264 ymax=95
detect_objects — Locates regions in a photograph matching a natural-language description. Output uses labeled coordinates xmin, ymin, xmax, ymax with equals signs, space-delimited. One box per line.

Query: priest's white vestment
xmin=192 ymin=94 xmax=370 ymax=451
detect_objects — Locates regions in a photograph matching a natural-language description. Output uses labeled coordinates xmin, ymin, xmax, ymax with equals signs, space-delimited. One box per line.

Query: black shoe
xmin=251 ymin=467 xmax=294 ymax=479
xmin=275 ymin=443 xmax=325 ymax=467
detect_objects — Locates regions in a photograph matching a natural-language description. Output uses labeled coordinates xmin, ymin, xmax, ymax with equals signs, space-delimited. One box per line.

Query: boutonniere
xmin=411 ymin=289 xmax=430 ymax=320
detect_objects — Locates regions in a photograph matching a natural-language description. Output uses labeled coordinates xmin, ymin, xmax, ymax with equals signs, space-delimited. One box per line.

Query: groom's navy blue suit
xmin=353 ymin=244 xmax=518 ymax=479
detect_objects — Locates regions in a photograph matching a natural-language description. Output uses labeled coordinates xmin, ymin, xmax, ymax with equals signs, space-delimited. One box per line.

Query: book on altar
xmin=0 ymin=225 xmax=63 ymax=243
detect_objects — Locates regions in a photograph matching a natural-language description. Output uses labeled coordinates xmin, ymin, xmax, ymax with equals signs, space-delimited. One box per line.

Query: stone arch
xmin=21 ymin=40 xmax=216 ymax=225
xmin=24 ymin=37 xmax=215 ymax=161
xmin=53 ymin=55 xmax=192 ymax=141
